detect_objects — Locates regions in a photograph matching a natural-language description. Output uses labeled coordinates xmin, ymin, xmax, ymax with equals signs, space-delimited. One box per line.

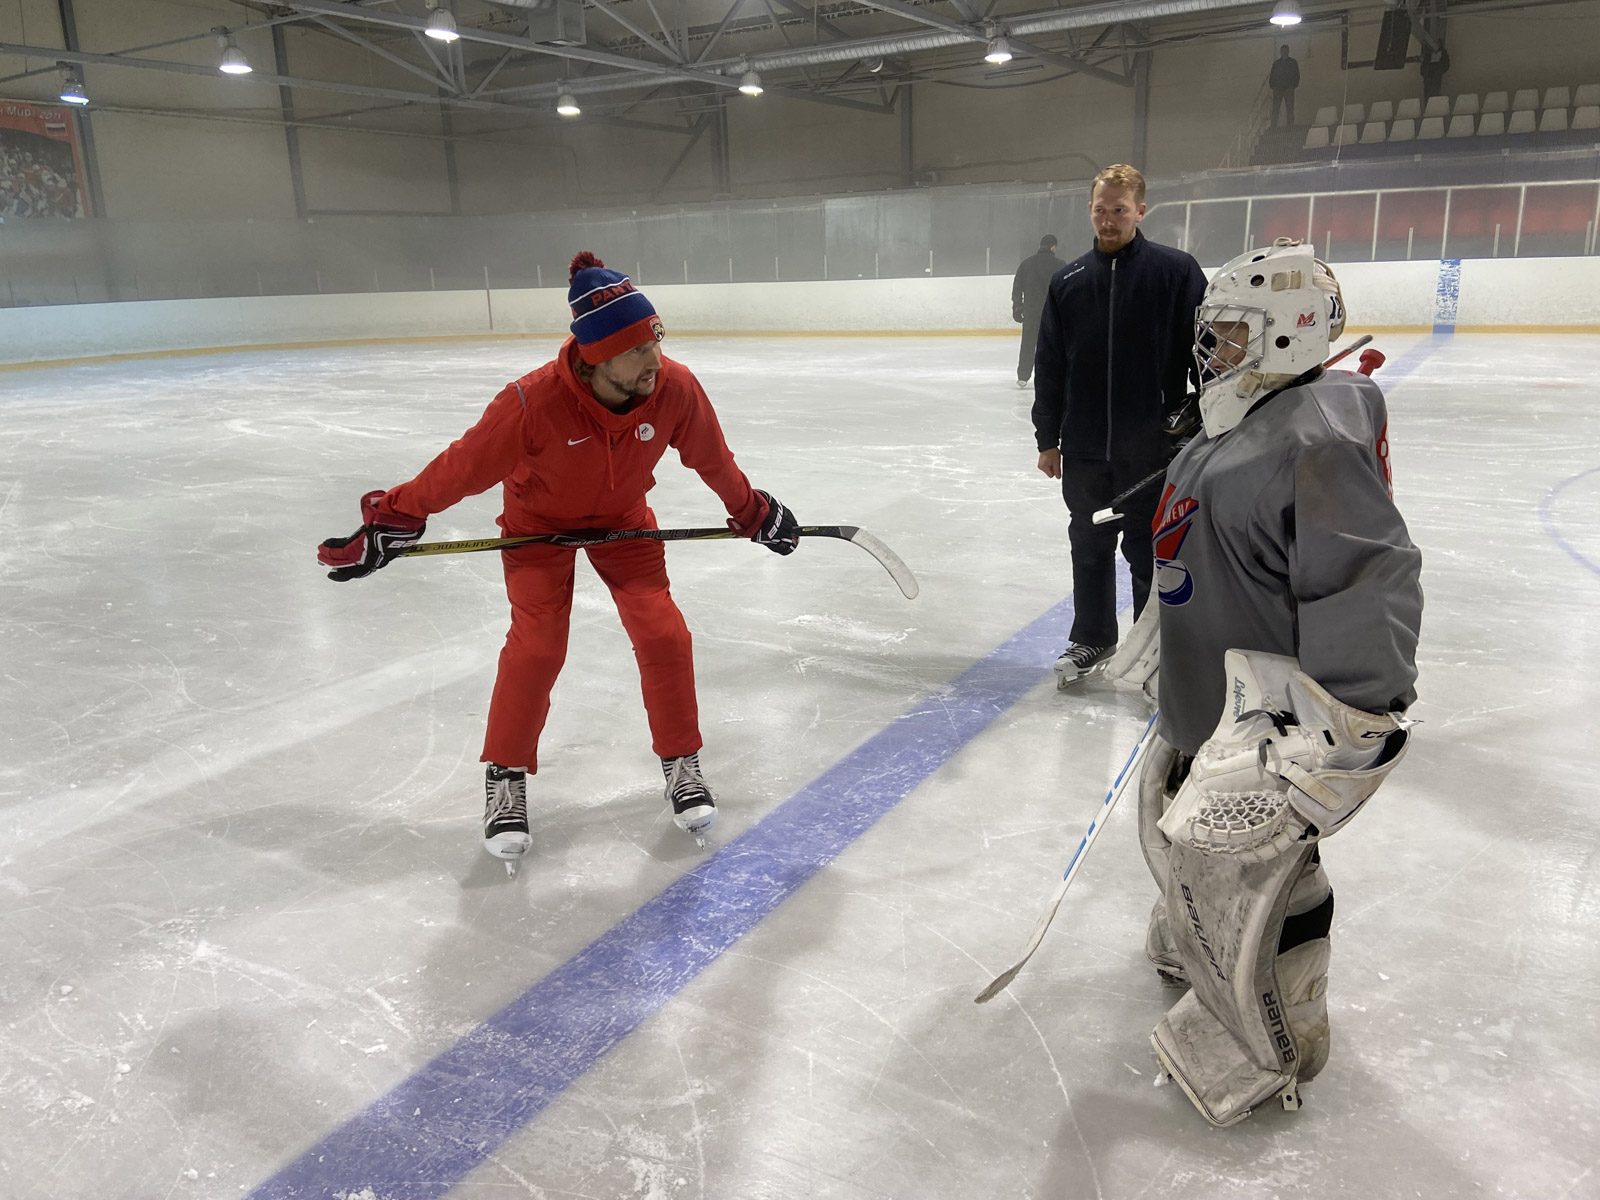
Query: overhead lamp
xmin=57 ymin=64 xmax=88 ymax=106
xmin=984 ymin=36 xmax=1013 ymax=65
xmin=738 ymin=69 xmax=764 ymax=96
xmin=1269 ymin=0 xmax=1302 ymax=26
xmin=217 ymin=33 xmax=252 ymax=75
xmin=556 ymin=92 xmax=581 ymax=116
xmin=864 ymin=56 xmax=886 ymax=74
xmin=425 ymin=5 xmax=460 ymax=42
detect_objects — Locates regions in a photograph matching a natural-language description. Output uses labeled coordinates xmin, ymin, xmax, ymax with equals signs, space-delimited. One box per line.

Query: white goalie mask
xmin=1194 ymin=239 xmax=1346 ymax=438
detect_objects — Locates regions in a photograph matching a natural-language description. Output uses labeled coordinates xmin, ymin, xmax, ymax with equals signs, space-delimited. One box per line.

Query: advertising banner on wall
xmin=1 ymin=97 xmax=89 ymax=218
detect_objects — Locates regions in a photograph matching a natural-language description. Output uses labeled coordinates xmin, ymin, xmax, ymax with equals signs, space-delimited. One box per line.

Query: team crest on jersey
xmin=1153 ymin=485 xmax=1198 ymax=606
xmin=650 ymin=318 xmax=665 ymax=342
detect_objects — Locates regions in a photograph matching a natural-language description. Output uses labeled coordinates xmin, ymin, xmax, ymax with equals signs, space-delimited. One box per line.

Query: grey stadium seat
xmin=1360 ymin=121 xmax=1386 ymax=144
xmin=1303 ymin=126 xmax=1331 ymax=149
xmin=1512 ymin=88 xmax=1540 ymax=111
xmin=1445 ymin=114 xmax=1475 ymax=137
xmin=1387 ymin=117 xmax=1417 ymax=142
xmin=1417 ymin=116 xmax=1446 ymax=139
xmin=1574 ymin=85 xmax=1600 ymax=107
xmin=1476 ymin=111 xmax=1507 ymax=136
xmin=1423 ymin=95 xmax=1450 ymax=118
xmin=1333 ymin=123 xmax=1359 ymax=146
xmin=1395 ymin=97 xmax=1423 ymax=120
xmin=1544 ymin=86 xmax=1572 ymax=109
xmin=1368 ymin=100 xmax=1395 ymax=122
xmin=1481 ymin=91 xmax=1509 ymax=113
xmin=1340 ymin=103 xmax=1366 ymax=125
xmin=1507 ymin=109 xmax=1537 ymax=135
xmin=1452 ymin=93 xmax=1479 ymax=115
xmin=1539 ymin=108 xmax=1569 ymax=133
xmin=1312 ymin=105 xmax=1339 ymax=127
xmin=1572 ymin=105 xmax=1600 ymax=131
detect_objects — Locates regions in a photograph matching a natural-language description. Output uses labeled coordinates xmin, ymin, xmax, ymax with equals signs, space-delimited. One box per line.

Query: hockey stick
xmin=400 ymin=525 xmax=919 ymax=599
xmin=1091 ymin=335 xmax=1379 ymax=527
xmin=974 ymin=710 xmax=1160 ymax=1004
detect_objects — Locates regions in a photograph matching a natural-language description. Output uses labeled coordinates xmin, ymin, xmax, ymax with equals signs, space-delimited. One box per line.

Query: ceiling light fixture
xmin=57 ymin=64 xmax=88 ymax=105
xmin=425 ymin=5 xmax=460 ymax=42
xmin=556 ymin=92 xmax=581 ymax=116
xmin=984 ymin=36 xmax=1013 ymax=65
xmin=217 ymin=33 xmax=252 ymax=75
xmin=738 ymin=69 xmax=764 ymax=96
xmin=1269 ymin=0 xmax=1303 ymax=26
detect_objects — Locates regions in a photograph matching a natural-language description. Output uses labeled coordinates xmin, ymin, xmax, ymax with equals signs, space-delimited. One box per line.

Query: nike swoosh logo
xmin=567 ymin=437 xmax=590 ymax=446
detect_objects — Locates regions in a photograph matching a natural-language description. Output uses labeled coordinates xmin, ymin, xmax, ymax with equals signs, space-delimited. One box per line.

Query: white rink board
xmin=2 ymin=257 xmax=1599 ymax=366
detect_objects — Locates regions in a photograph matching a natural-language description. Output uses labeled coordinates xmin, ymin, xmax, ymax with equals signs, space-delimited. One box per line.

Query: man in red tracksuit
xmin=317 ymin=251 xmax=800 ymax=867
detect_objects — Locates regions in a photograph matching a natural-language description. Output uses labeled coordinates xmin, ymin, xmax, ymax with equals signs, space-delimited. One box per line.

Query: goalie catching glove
xmin=731 ymin=489 xmax=800 ymax=556
xmin=317 ymin=489 xmax=427 ymax=581
xmin=1158 ymin=649 xmax=1410 ymax=862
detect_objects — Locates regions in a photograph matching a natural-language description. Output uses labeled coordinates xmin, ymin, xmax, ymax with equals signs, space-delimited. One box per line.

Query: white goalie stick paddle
xmin=400 ymin=525 xmax=919 ymax=599
xmin=974 ymin=710 xmax=1161 ymax=1004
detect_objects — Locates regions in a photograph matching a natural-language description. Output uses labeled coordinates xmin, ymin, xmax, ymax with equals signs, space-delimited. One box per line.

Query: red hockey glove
xmin=317 ymin=490 xmax=427 ymax=581
xmin=731 ymin=489 xmax=800 ymax=556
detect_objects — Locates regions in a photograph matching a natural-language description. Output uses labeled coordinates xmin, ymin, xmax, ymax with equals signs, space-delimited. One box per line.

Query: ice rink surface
xmin=2 ymin=330 xmax=1598 ymax=1199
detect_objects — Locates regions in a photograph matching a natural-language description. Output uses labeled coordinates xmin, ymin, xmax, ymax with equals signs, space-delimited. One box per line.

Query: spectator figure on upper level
xmin=1420 ymin=41 xmax=1451 ymax=101
xmin=1269 ymin=45 xmax=1300 ymax=126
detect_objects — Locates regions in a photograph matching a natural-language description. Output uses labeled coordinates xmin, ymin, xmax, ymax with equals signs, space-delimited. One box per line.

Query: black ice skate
xmin=483 ymin=764 xmax=531 ymax=877
xmin=662 ymin=753 xmax=717 ymax=848
xmin=1054 ymin=642 xmax=1114 ymax=689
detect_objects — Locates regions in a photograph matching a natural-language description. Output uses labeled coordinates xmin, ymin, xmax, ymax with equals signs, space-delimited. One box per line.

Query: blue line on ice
xmin=248 ymin=590 xmax=1089 ymax=1199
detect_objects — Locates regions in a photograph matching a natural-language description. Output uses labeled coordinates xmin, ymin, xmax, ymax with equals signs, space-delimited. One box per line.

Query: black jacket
xmin=1011 ymin=249 xmax=1060 ymax=317
xmin=1269 ymin=56 xmax=1300 ymax=90
xmin=1032 ymin=229 xmax=1207 ymax=461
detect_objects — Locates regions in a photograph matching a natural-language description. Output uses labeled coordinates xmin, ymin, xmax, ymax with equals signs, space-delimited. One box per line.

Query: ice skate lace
xmin=484 ymin=773 xmax=527 ymax=830
xmin=1060 ymin=643 xmax=1110 ymax=669
xmin=664 ymin=756 xmax=714 ymax=813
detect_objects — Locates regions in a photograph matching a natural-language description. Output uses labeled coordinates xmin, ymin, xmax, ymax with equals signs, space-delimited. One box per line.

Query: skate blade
xmin=1056 ymin=665 xmax=1108 ymax=690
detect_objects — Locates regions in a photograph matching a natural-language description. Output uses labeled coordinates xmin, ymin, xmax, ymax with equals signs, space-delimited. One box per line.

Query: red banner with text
xmin=1 ymin=97 xmax=89 ymax=218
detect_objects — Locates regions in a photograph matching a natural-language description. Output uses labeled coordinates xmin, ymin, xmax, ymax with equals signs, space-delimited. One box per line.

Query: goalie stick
xmin=974 ymin=711 xmax=1160 ymax=1004
xmin=400 ymin=525 xmax=920 ymax=600
xmin=1091 ymin=335 xmax=1381 ymax=527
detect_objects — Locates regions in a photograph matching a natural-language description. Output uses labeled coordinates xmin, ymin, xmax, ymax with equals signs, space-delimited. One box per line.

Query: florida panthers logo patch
xmin=1153 ymin=484 xmax=1198 ymax=606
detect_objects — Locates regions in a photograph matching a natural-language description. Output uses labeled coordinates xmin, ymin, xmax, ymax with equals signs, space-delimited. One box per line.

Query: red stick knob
xmin=1358 ymin=348 xmax=1386 ymax=376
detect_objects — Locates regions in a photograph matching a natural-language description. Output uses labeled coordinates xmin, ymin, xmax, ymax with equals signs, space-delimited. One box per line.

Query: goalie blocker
xmin=1146 ymin=649 xmax=1410 ymax=1126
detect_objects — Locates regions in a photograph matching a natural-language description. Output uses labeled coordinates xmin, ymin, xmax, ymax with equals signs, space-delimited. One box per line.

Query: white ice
xmin=2 ymin=331 xmax=1598 ymax=1198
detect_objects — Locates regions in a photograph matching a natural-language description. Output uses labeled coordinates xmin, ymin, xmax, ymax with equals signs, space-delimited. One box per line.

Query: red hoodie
xmin=383 ymin=338 xmax=766 ymax=536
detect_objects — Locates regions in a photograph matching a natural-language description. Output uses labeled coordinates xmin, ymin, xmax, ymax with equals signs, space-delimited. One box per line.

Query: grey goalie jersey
xmin=1154 ymin=370 xmax=1424 ymax=756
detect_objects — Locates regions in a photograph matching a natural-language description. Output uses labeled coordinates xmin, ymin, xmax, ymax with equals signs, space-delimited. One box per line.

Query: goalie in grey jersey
xmin=1137 ymin=239 xmax=1423 ymax=1125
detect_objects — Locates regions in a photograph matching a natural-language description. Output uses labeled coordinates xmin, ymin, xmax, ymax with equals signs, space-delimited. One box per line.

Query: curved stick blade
xmin=843 ymin=527 xmax=919 ymax=599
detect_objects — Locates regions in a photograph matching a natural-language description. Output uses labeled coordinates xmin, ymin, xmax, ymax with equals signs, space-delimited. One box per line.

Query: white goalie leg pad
xmin=1136 ymin=734 xmax=1182 ymax=886
xmin=1152 ymin=839 xmax=1338 ymax=1126
xmin=1153 ymin=990 xmax=1295 ymax=1127
xmin=1137 ymin=735 xmax=1188 ymax=983
xmin=1103 ymin=599 xmax=1161 ymax=705
xmin=1157 ymin=649 xmax=1410 ymax=859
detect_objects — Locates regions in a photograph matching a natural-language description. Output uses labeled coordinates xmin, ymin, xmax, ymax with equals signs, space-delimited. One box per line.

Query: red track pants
xmin=480 ymin=537 xmax=701 ymax=771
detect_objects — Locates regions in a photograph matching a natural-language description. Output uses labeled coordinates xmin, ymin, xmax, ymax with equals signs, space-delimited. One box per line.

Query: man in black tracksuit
xmin=1011 ymin=234 xmax=1059 ymax=386
xmin=1032 ymin=164 xmax=1206 ymax=684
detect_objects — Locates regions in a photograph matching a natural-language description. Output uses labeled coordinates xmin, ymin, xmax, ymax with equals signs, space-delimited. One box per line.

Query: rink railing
xmin=1 ymin=174 xmax=1598 ymax=310
xmin=2 ymin=255 xmax=1598 ymax=368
